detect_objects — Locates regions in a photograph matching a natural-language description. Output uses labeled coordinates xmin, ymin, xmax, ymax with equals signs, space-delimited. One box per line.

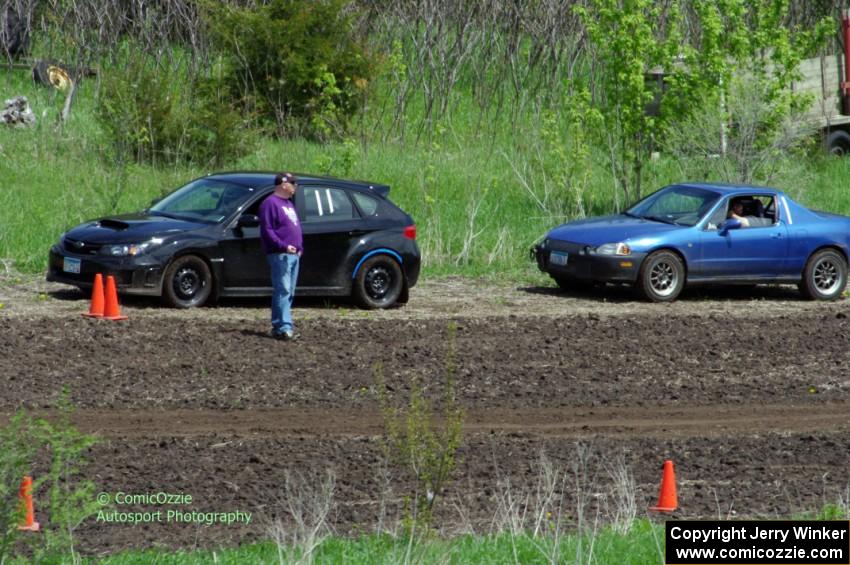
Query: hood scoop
xmin=98 ymin=218 xmax=130 ymax=230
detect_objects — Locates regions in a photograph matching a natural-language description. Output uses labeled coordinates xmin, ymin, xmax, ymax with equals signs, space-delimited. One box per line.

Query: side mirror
xmin=144 ymin=197 xmax=162 ymax=214
xmin=237 ymin=213 xmax=259 ymax=228
xmin=719 ymin=218 xmax=742 ymax=235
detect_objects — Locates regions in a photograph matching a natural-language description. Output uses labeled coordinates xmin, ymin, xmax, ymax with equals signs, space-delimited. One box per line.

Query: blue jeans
xmin=267 ymin=253 xmax=300 ymax=334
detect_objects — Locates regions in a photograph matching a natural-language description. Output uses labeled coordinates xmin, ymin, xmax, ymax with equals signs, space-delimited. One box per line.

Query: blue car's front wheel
xmin=800 ymin=249 xmax=847 ymax=301
xmin=637 ymin=251 xmax=685 ymax=302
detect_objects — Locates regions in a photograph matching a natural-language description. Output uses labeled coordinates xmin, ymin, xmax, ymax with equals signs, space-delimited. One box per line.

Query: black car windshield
xmin=149 ymin=179 xmax=255 ymax=223
xmin=625 ymin=185 xmax=721 ymax=227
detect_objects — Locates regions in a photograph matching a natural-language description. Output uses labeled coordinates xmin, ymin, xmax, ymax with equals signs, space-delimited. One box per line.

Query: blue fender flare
xmin=352 ymin=249 xmax=403 ymax=280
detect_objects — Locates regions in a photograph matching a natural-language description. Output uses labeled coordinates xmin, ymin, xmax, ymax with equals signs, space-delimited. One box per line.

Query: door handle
xmin=348 ymin=230 xmax=367 ymax=236
xmin=771 ymin=233 xmax=782 ymax=238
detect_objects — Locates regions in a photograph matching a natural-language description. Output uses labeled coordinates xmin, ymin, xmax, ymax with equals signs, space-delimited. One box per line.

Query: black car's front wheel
xmin=637 ymin=250 xmax=685 ymax=302
xmin=353 ymin=255 xmax=404 ymax=309
xmin=162 ymin=255 xmax=213 ymax=308
xmin=799 ymin=249 xmax=847 ymax=301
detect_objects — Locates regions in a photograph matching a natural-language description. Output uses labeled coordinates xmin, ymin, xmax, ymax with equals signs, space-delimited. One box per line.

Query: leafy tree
xmin=668 ymin=0 xmax=830 ymax=142
xmin=576 ymin=0 xmax=681 ymax=204
xmin=203 ymin=0 xmax=375 ymax=140
xmin=96 ymin=46 xmax=254 ymax=167
xmin=578 ymin=0 xmax=830 ymax=204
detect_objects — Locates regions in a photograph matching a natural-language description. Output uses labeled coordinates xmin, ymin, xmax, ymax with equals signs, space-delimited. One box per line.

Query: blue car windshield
xmin=625 ymin=186 xmax=721 ymax=227
xmin=149 ymin=179 xmax=256 ymax=223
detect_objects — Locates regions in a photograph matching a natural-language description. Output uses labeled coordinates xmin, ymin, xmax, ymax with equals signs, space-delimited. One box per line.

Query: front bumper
xmin=47 ymin=245 xmax=164 ymax=296
xmin=532 ymin=240 xmax=645 ymax=284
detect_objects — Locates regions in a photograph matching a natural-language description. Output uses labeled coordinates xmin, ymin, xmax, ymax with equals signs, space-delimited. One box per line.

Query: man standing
xmin=259 ymin=172 xmax=303 ymax=340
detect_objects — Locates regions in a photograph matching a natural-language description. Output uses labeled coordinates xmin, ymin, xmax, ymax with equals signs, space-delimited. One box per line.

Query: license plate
xmin=62 ymin=257 xmax=81 ymax=274
xmin=550 ymin=251 xmax=568 ymax=266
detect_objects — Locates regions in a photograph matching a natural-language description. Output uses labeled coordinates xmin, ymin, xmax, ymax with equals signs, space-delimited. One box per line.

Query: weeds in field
xmin=268 ymin=469 xmax=336 ymax=565
xmin=481 ymin=445 xmax=641 ymax=565
xmin=374 ymin=321 xmax=465 ymax=533
xmin=0 ymin=412 xmax=39 ymax=563
xmin=0 ymin=394 xmax=98 ymax=564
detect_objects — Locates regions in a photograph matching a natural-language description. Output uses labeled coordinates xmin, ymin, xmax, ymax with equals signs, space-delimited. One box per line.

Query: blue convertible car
xmin=532 ymin=183 xmax=850 ymax=302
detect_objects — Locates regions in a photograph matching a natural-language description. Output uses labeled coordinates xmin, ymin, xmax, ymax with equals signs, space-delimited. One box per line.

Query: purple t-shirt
xmin=259 ymin=194 xmax=303 ymax=255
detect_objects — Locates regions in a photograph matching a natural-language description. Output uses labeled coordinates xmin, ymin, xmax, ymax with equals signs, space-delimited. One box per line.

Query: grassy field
xmin=73 ymin=522 xmax=665 ymax=564
xmin=4 ymin=65 xmax=850 ymax=282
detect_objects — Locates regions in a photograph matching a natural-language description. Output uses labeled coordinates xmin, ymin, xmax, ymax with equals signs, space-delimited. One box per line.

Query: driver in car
xmin=727 ymin=200 xmax=752 ymax=227
xmin=727 ymin=199 xmax=772 ymax=228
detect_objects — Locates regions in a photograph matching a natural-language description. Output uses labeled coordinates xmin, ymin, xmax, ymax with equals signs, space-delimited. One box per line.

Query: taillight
xmin=403 ymin=224 xmax=417 ymax=240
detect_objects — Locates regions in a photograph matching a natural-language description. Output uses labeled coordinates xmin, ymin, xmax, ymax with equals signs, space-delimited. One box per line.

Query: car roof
xmin=674 ymin=182 xmax=786 ymax=197
xmin=203 ymin=171 xmax=391 ymax=197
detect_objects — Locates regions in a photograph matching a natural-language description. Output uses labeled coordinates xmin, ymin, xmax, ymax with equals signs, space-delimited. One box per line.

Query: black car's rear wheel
xmin=162 ymin=255 xmax=213 ymax=308
xmin=637 ymin=250 xmax=685 ymax=302
xmin=353 ymin=255 xmax=403 ymax=309
xmin=799 ymin=249 xmax=847 ymax=301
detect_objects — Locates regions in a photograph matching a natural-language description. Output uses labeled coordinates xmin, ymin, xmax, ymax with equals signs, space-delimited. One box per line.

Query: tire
xmin=799 ymin=249 xmax=847 ymax=301
xmin=637 ymin=250 xmax=685 ymax=302
xmin=826 ymin=130 xmax=850 ymax=156
xmin=353 ymin=255 xmax=404 ymax=309
xmin=162 ymin=255 xmax=213 ymax=308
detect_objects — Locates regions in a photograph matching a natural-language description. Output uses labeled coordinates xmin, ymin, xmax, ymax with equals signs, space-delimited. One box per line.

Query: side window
xmin=706 ymin=195 xmax=778 ymax=230
xmin=243 ymin=194 xmax=268 ymax=216
xmin=706 ymin=200 xmax=728 ymax=230
xmin=736 ymin=195 xmax=776 ymax=227
xmin=755 ymin=195 xmax=778 ymax=222
xmin=351 ymin=191 xmax=380 ymax=216
xmin=302 ymin=187 xmax=355 ymax=222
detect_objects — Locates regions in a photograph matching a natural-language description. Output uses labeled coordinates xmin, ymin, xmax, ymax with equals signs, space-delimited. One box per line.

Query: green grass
xmin=79 ymin=521 xmax=664 ymax=564
xmin=3 ymin=64 xmax=850 ymax=282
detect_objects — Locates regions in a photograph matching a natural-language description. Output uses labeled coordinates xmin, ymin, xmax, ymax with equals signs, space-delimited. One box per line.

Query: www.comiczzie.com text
xmin=94 ymin=492 xmax=252 ymax=526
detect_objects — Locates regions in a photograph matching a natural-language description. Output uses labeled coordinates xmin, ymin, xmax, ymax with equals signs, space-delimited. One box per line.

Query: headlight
xmin=595 ymin=242 xmax=631 ymax=256
xmin=100 ymin=238 xmax=163 ymax=257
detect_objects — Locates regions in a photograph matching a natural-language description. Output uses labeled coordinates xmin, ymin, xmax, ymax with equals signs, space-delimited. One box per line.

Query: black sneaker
xmin=282 ymin=330 xmax=301 ymax=341
xmin=271 ymin=330 xmax=300 ymax=341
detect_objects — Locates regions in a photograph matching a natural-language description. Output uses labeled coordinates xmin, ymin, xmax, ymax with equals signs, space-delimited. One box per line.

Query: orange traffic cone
xmin=649 ymin=460 xmax=678 ymax=512
xmin=82 ymin=273 xmax=105 ymax=318
xmin=103 ymin=275 xmax=127 ymax=321
xmin=17 ymin=476 xmax=40 ymax=531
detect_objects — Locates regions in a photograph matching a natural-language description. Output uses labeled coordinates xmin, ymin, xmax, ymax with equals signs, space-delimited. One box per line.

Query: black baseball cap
xmin=274 ymin=172 xmax=298 ymax=186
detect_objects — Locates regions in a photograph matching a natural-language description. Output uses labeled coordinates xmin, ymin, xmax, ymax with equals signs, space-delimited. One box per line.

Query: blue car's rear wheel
xmin=800 ymin=249 xmax=847 ymax=301
xmin=162 ymin=255 xmax=213 ymax=308
xmin=637 ymin=251 xmax=684 ymax=302
xmin=353 ymin=255 xmax=403 ymax=309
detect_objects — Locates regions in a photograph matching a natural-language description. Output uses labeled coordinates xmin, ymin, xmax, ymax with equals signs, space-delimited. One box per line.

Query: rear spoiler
xmin=369 ymin=184 xmax=391 ymax=198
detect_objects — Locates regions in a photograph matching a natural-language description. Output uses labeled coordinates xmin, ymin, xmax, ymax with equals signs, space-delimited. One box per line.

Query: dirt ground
xmin=2 ymin=273 xmax=850 ymax=554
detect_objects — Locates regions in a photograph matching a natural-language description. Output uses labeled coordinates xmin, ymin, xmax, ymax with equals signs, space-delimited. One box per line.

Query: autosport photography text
xmin=94 ymin=491 xmax=252 ymax=526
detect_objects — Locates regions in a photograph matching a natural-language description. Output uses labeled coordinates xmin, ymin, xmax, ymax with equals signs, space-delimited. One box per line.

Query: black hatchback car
xmin=47 ymin=172 xmax=421 ymax=309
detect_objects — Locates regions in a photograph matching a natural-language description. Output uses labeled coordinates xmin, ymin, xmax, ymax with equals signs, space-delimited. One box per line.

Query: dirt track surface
xmin=2 ymin=274 xmax=850 ymax=554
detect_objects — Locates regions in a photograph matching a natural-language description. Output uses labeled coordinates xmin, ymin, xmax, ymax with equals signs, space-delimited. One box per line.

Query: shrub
xmin=96 ymin=47 xmax=255 ymax=166
xmin=203 ymin=0 xmax=376 ymax=140
xmin=0 ymin=397 xmax=98 ymax=563
xmin=374 ymin=322 xmax=464 ymax=532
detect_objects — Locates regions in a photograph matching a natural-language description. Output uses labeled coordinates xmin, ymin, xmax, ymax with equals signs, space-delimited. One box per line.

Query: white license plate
xmin=550 ymin=251 xmax=568 ymax=266
xmin=62 ymin=257 xmax=81 ymax=274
